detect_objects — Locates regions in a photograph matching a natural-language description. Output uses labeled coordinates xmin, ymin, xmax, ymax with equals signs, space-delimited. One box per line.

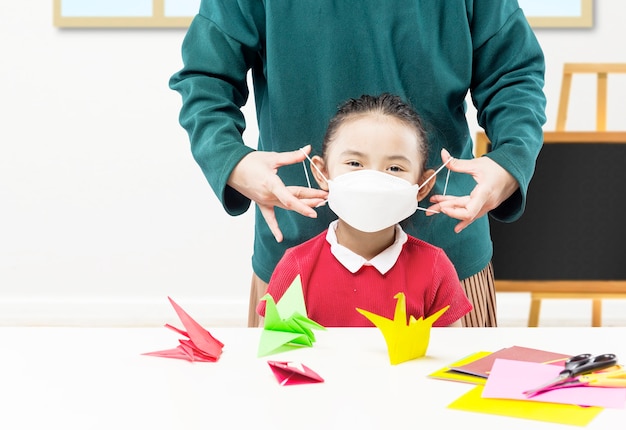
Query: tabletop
xmin=1 ymin=326 xmax=624 ymax=429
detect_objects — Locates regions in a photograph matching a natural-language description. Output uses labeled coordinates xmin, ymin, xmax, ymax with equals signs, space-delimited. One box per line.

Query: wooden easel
xmin=556 ymin=63 xmax=626 ymax=132
xmin=550 ymin=63 xmax=626 ymax=326
xmin=476 ymin=63 xmax=626 ymax=327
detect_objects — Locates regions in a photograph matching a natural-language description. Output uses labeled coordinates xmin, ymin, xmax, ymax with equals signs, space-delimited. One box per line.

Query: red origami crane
xmin=142 ymin=297 xmax=224 ymax=362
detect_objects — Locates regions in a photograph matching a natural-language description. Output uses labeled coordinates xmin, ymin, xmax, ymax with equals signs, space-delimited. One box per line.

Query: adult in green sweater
xmin=169 ymin=1 xmax=546 ymax=327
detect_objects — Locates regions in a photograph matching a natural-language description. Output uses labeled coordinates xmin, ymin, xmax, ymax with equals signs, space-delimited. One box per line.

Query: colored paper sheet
xmin=428 ymin=351 xmax=492 ymax=385
xmin=356 ymin=292 xmax=448 ymax=365
xmin=267 ymin=361 xmax=324 ymax=385
xmin=258 ymin=275 xmax=325 ymax=357
xmin=142 ymin=297 xmax=224 ymax=362
xmin=483 ymin=359 xmax=626 ymax=409
xmin=448 ymin=385 xmax=602 ymax=427
xmin=449 ymin=345 xmax=570 ymax=378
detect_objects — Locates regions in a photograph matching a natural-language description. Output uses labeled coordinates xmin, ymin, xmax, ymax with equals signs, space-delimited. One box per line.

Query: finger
xmin=424 ymin=194 xmax=456 ymax=215
xmin=300 ymin=198 xmax=328 ymax=208
xmin=429 ymin=194 xmax=458 ymax=204
xmin=286 ymin=185 xmax=327 ymax=209
xmin=453 ymin=220 xmax=471 ymax=234
xmin=259 ymin=204 xmax=283 ymax=243
xmin=261 ymin=175 xmax=319 ymax=217
xmin=424 ymin=195 xmax=457 ymax=216
xmin=424 ymin=199 xmax=475 ymax=232
xmin=272 ymin=145 xmax=311 ymax=169
xmin=438 ymin=197 xmax=476 ymax=219
xmin=270 ymin=179 xmax=319 ymax=218
xmin=440 ymin=196 xmax=487 ymax=233
xmin=286 ymin=186 xmax=328 ymax=200
xmin=440 ymin=148 xmax=475 ymax=176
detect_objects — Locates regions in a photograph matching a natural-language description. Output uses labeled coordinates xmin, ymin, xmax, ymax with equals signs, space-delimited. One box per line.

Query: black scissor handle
xmin=560 ymin=353 xmax=618 ymax=377
xmin=565 ymin=353 xmax=592 ymax=367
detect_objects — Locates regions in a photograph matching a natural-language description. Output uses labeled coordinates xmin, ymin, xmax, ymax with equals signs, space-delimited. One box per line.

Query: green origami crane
xmin=258 ymin=275 xmax=325 ymax=357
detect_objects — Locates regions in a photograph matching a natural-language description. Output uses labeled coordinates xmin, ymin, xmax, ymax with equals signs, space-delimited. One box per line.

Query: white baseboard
xmin=0 ymin=293 xmax=624 ymax=327
xmin=0 ymin=296 xmax=249 ymax=327
xmin=496 ymin=293 xmax=626 ymax=327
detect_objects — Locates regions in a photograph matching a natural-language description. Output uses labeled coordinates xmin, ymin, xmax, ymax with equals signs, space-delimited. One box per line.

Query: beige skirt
xmin=247 ymin=262 xmax=497 ymax=328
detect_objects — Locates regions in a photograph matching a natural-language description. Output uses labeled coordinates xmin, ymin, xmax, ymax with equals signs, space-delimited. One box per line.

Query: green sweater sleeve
xmin=169 ymin=2 xmax=264 ymax=216
xmin=469 ymin=4 xmax=547 ymax=223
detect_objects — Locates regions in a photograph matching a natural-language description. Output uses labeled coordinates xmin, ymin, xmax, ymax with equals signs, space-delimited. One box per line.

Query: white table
xmin=0 ymin=326 xmax=624 ymax=429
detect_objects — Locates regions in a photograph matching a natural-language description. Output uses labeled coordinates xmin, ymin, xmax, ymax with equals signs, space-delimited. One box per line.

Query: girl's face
xmin=315 ymin=113 xmax=425 ymax=185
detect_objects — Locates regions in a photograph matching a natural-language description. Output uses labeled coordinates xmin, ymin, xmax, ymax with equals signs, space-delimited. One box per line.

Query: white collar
xmin=325 ymin=220 xmax=407 ymax=274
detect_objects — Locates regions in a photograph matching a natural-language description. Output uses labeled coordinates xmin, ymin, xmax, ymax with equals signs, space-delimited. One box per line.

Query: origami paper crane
xmin=142 ymin=297 xmax=224 ymax=362
xmin=267 ymin=361 xmax=325 ymax=385
xmin=356 ymin=292 xmax=449 ymax=365
xmin=258 ymin=275 xmax=325 ymax=357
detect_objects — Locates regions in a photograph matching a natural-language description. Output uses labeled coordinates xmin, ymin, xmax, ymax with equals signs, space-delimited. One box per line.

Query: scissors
xmin=523 ymin=353 xmax=619 ymax=397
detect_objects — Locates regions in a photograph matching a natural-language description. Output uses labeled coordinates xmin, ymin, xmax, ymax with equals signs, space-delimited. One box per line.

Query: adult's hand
xmin=227 ymin=145 xmax=328 ymax=242
xmin=426 ymin=149 xmax=519 ymax=233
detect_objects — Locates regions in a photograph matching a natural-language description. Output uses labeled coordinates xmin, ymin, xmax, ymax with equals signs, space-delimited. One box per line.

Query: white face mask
xmin=327 ymin=170 xmax=419 ymax=232
xmin=302 ymin=149 xmax=451 ymax=233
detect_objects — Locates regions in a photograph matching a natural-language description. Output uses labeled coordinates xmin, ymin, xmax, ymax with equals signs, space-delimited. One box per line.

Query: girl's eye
xmin=347 ymin=160 xmax=362 ymax=167
xmin=388 ymin=165 xmax=403 ymax=172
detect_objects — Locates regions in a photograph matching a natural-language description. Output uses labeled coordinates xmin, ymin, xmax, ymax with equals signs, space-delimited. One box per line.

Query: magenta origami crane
xmin=142 ymin=297 xmax=224 ymax=362
xmin=267 ymin=361 xmax=324 ymax=386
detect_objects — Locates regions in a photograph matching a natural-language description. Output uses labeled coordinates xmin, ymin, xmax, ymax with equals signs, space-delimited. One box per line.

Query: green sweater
xmin=169 ymin=0 xmax=546 ymax=283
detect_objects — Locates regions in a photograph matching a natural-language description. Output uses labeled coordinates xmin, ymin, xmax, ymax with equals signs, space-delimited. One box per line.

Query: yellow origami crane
xmin=356 ymin=292 xmax=449 ymax=365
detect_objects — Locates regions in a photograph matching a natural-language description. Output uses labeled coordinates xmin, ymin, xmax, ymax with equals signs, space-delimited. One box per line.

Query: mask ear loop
xmin=300 ymin=148 xmax=330 ymax=208
xmin=299 ymin=147 xmax=315 ymax=188
xmin=443 ymin=167 xmax=451 ymax=196
xmin=415 ymin=156 xmax=453 ymax=214
xmin=302 ymin=159 xmax=312 ymax=188
xmin=299 ymin=147 xmax=330 ymax=185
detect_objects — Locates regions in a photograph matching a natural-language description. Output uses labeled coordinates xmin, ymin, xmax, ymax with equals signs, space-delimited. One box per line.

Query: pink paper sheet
xmin=482 ymin=358 xmax=626 ymax=409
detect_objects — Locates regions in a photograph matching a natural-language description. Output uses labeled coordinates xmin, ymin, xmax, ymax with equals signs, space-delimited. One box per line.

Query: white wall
xmin=1 ymin=1 xmax=625 ymax=327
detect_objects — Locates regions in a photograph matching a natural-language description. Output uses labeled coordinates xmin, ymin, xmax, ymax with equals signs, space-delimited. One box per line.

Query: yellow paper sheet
xmin=448 ymin=385 xmax=603 ymax=427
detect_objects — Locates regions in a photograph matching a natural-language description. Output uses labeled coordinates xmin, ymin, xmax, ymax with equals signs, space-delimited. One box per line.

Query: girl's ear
xmin=417 ymin=168 xmax=436 ymax=201
xmin=310 ymin=156 xmax=329 ymax=191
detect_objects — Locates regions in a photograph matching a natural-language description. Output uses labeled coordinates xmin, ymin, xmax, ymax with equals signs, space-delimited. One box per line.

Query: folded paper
xmin=258 ymin=275 xmax=325 ymax=357
xmin=356 ymin=292 xmax=448 ymax=365
xmin=268 ymin=361 xmax=324 ymax=385
xmin=483 ymin=359 xmax=626 ymax=409
xmin=428 ymin=351 xmax=492 ymax=385
xmin=142 ymin=297 xmax=224 ymax=362
xmin=449 ymin=345 xmax=570 ymax=379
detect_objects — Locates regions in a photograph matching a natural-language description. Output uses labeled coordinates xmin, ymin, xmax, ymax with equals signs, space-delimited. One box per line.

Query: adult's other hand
xmin=427 ymin=149 xmax=518 ymax=233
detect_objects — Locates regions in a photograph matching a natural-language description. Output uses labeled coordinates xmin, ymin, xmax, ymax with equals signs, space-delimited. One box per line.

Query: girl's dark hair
xmin=321 ymin=93 xmax=429 ymax=164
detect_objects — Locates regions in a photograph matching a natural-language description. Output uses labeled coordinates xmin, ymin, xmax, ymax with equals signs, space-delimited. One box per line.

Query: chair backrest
xmin=556 ymin=63 xmax=626 ymax=131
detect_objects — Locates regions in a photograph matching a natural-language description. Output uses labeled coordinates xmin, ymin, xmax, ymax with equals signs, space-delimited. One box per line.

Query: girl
xmin=257 ymin=94 xmax=472 ymax=327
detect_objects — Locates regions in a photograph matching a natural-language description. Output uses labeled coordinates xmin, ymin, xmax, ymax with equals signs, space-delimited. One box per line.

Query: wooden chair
xmin=477 ymin=63 xmax=626 ymax=327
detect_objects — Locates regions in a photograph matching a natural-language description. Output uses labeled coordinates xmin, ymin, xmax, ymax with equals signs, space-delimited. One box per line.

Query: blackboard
xmin=478 ymin=132 xmax=626 ymax=282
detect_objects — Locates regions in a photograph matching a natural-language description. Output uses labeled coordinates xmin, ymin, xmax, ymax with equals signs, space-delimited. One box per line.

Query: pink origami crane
xmin=142 ymin=297 xmax=224 ymax=362
xmin=267 ymin=361 xmax=324 ymax=385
